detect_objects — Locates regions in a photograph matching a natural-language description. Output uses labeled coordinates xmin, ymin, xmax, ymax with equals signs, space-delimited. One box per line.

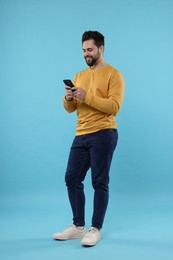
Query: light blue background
xmin=0 ymin=0 xmax=173 ymax=259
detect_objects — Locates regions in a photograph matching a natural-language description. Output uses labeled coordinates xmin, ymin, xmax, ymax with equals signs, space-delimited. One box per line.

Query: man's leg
xmin=65 ymin=135 xmax=90 ymax=227
xmin=89 ymin=129 xmax=118 ymax=229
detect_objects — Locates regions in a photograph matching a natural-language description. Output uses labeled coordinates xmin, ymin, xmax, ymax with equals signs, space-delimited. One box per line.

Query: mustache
xmin=85 ymin=56 xmax=92 ymax=59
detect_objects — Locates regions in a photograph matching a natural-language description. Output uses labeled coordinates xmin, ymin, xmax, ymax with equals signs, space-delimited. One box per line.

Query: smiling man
xmin=53 ymin=31 xmax=124 ymax=246
xmin=83 ymin=39 xmax=104 ymax=67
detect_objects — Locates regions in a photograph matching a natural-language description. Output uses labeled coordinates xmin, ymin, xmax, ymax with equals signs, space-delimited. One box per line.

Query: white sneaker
xmin=81 ymin=227 xmax=101 ymax=246
xmin=53 ymin=224 xmax=87 ymax=240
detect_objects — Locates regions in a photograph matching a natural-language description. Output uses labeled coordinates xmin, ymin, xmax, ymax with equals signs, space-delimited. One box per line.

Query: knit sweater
xmin=63 ymin=64 xmax=124 ymax=136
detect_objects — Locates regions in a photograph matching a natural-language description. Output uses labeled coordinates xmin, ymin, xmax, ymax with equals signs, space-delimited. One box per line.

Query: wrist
xmin=65 ymin=96 xmax=73 ymax=102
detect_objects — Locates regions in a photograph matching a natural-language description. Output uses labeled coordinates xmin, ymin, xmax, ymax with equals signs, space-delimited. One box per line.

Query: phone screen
xmin=63 ymin=79 xmax=75 ymax=91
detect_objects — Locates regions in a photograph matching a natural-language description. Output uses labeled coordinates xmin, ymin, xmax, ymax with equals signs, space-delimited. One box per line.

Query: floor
xmin=0 ymin=187 xmax=172 ymax=260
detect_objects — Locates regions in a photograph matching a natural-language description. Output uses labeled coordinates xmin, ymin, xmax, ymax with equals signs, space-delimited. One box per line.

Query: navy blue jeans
xmin=65 ymin=129 xmax=118 ymax=229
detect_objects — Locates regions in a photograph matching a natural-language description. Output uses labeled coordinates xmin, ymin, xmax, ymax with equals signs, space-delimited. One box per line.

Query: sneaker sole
xmin=81 ymin=238 xmax=101 ymax=246
xmin=53 ymin=236 xmax=85 ymax=240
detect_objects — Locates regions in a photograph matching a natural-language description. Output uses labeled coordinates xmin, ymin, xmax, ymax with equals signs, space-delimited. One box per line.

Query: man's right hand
xmin=65 ymin=86 xmax=74 ymax=101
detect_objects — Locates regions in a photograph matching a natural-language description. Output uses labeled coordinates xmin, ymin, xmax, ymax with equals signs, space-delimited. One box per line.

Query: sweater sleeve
xmin=84 ymin=71 xmax=124 ymax=116
xmin=63 ymin=97 xmax=77 ymax=113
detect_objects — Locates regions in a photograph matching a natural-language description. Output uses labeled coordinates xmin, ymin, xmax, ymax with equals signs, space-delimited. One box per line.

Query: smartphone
xmin=63 ymin=79 xmax=75 ymax=92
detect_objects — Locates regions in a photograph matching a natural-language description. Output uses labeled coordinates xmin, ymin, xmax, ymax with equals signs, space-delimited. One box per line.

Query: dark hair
xmin=82 ymin=31 xmax=105 ymax=48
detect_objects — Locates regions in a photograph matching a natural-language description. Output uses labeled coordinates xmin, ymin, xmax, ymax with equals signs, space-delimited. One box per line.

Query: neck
xmin=90 ymin=57 xmax=107 ymax=69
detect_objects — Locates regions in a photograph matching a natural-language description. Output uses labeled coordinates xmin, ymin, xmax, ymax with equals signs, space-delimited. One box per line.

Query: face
xmin=82 ymin=39 xmax=102 ymax=67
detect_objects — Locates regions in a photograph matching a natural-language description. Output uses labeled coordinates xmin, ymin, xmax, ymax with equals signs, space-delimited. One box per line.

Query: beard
xmin=85 ymin=50 xmax=100 ymax=67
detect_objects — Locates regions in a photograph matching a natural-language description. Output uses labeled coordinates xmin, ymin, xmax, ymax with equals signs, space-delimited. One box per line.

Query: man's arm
xmin=84 ymin=72 xmax=124 ymax=116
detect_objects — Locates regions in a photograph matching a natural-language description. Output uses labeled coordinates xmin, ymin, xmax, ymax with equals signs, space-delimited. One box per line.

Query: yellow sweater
xmin=63 ymin=64 xmax=124 ymax=136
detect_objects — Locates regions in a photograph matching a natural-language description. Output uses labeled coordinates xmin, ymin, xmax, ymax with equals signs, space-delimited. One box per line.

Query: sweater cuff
xmin=64 ymin=96 xmax=73 ymax=102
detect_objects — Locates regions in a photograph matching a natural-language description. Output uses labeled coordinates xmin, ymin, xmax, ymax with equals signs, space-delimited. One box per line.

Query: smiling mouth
xmin=86 ymin=56 xmax=92 ymax=60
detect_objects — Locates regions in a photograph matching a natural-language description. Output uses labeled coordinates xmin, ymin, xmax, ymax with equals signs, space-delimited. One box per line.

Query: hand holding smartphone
xmin=63 ymin=79 xmax=86 ymax=101
xmin=63 ymin=79 xmax=75 ymax=92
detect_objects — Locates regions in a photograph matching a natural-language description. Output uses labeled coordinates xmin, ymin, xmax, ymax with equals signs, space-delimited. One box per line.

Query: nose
xmin=83 ymin=50 xmax=90 ymax=57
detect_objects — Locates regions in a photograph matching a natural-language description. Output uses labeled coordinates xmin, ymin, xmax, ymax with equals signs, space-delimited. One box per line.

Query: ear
xmin=99 ymin=45 xmax=104 ymax=53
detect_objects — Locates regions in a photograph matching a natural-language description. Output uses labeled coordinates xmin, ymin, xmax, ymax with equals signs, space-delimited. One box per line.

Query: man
xmin=53 ymin=31 xmax=124 ymax=246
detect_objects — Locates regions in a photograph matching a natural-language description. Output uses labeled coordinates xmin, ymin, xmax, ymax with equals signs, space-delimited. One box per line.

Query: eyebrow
xmin=82 ymin=48 xmax=93 ymax=52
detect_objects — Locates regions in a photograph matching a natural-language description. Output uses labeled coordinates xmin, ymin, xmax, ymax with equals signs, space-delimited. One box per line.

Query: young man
xmin=53 ymin=31 xmax=124 ymax=246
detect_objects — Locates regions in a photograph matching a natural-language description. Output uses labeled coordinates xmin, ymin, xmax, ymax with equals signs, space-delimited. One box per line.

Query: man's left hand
xmin=73 ymin=87 xmax=86 ymax=101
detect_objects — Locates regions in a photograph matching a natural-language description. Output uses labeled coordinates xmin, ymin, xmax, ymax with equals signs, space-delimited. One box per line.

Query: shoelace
xmin=85 ymin=227 xmax=98 ymax=237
